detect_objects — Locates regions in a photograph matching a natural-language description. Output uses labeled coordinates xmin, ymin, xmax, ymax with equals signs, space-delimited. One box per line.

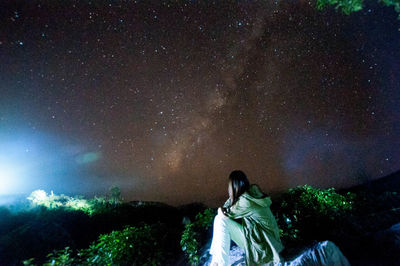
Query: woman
xmin=209 ymin=170 xmax=284 ymax=266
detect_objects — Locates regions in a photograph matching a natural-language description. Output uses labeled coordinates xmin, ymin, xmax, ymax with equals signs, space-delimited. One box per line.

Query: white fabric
xmin=209 ymin=210 xmax=245 ymax=266
xmin=207 ymin=211 xmax=350 ymax=266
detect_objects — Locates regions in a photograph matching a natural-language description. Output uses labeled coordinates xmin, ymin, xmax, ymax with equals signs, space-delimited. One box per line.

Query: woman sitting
xmin=209 ymin=170 xmax=284 ymax=266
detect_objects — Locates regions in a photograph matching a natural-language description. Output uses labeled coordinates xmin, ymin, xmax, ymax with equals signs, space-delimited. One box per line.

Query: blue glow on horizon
xmin=0 ymin=129 xmax=102 ymax=196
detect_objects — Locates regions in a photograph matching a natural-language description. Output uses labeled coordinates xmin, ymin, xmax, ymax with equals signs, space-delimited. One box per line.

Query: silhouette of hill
xmin=344 ymin=169 xmax=400 ymax=193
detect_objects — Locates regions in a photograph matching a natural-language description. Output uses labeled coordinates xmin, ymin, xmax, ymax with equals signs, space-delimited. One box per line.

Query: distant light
xmin=0 ymin=162 xmax=21 ymax=194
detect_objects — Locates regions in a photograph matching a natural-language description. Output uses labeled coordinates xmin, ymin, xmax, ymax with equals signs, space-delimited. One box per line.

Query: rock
xmin=373 ymin=222 xmax=400 ymax=262
xmin=201 ymin=240 xmax=350 ymax=266
xmin=282 ymin=241 xmax=350 ymax=266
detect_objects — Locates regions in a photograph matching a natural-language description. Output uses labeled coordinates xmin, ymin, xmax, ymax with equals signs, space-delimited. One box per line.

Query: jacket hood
xmin=243 ymin=184 xmax=272 ymax=207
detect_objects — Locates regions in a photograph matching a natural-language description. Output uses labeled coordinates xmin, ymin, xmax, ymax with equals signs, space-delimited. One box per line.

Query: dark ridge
xmin=343 ymin=169 xmax=400 ymax=193
xmin=127 ymin=200 xmax=175 ymax=208
xmin=176 ymin=202 xmax=209 ymax=221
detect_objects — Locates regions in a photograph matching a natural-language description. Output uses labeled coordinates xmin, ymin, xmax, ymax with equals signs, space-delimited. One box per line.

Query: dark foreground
xmin=1 ymin=170 xmax=400 ymax=265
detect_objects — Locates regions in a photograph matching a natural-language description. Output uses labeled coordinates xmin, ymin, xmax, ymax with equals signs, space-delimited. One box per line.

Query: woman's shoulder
xmin=246 ymin=184 xmax=268 ymax=198
xmin=241 ymin=184 xmax=272 ymax=208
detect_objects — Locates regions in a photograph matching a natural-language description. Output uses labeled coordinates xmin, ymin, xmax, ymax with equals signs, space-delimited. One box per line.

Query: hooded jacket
xmin=223 ymin=184 xmax=284 ymax=265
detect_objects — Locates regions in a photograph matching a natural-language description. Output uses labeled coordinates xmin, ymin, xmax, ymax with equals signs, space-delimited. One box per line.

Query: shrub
xmin=27 ymin=190 xmax=115 ymax=215
xmin=82 ymin=224 xmax=163 ymax=265
xmin=44 ymin=246 xmax=76 ymax=266
xmin=109 ymin=186 xmax=122 ymax=206
xmin=180 ymin=208 xmax=216 ymax=265
xmin=42 ymin=223 xmax=165 ymax=265
xmin=273 ymin=185 xmax=355 ymax=244
xmin=316 ymin=0 xmax=364 ymax=15
xmin=316 ymin=0 xmax=400 ymax=19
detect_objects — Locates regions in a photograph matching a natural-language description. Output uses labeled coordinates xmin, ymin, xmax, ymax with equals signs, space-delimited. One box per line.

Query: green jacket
xmin=224 ymin=184 xmax=284 ymax=265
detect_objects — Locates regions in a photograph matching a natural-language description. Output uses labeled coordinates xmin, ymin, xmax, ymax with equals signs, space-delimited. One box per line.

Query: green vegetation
xmin=4 ymin=183 xmax=400 ymax=265
xmin=348 ymin=190 xmax=400 ymax=232
xmin=316 ymin=0 xmax=400 ymax=18
xmin=109 ymin=186 xmax=123 ymax=206
xmin=82 ymin=224 xmax=164 ymax=265
xmin=272 ymin=185 xmax=356 ymax=244
xmin=180 ymin=208 xmax=216 ymax=265
xmin=179 ymin=185 xmax=359 ymax=265
xmin=27 ymin=188 xmax=119 ymax=215
xmin=40 ymin=224 xmax=165 ymax=265
xmin=1 ymin=188 xmax=183 ymax=265
xmin=43 ymin=247 xmax=75 ymax=266
xmin=316 ymin=0 xmax=364 ymax=14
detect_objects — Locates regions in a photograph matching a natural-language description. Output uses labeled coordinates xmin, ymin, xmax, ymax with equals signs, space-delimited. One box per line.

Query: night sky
xmin=1 ymin=0 xmax=399 ymax=206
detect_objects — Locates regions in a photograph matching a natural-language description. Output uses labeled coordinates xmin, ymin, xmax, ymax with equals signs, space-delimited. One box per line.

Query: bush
xmin=44 ymin=246 xmax=75 ymax=266
xmin=83 ymin=224 xmax=164 ymax=265
xmin=180 ymin=208 xmax=216 ymax=265
xmin=0 ymin=220 xmax=74 ymax=265
xmin=42 ymin=223 xmax=165 ymax=265
xmin=27 ymin=190 xmax=117 ymax=215
xmin=347 ymin=190 xmax=400 ymax=233
xmin=273 ymin=185 xmax=355 ymax=244
xmin=316 ymin=0 xmax=364 ymax=15
xmin=316 ymin=0 xmax=400 ymax=19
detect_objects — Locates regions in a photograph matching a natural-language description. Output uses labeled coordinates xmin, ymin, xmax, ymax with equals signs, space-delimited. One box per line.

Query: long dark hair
xmin=229 ymin=170 xmax=250 ymax=205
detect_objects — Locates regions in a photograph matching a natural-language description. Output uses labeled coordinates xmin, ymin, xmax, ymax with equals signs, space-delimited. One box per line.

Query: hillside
xmin=1 ymin=169 xmax=400 ymax=265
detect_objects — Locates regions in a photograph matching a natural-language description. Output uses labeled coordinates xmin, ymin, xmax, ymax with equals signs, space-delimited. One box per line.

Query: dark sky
xmin=0 ymin=0 xmax=399 ymax=206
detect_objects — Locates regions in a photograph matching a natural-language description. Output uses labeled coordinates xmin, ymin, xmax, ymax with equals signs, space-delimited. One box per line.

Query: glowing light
xmin=0 ymin=161 xmax=24 ymax=195
xmin=0 ymin=130 xmax=93 ymax=196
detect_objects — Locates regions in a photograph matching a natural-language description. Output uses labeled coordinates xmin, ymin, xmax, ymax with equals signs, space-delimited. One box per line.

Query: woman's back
xmin=209 ymin=171 xmax=283 ymax=266
xmin=224 ymin=184 xmax=284 ymax=265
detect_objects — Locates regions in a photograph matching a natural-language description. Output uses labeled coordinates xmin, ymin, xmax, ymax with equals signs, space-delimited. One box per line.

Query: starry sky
xmin=0 ymin=0 xmax=399 ymax=206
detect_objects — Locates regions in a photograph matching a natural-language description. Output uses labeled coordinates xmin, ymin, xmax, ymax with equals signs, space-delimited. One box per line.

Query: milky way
xmin=0 ymin=1 xmax=399 ymax=206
